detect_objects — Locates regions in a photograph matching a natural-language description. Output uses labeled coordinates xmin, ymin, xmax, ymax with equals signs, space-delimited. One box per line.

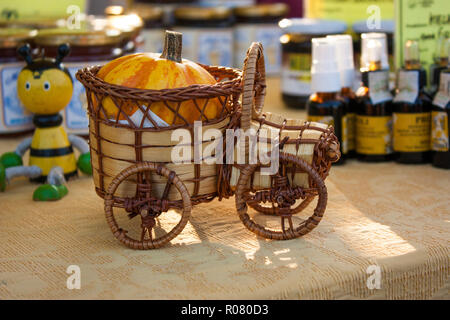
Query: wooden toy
xmin=76 ymin=31 xmax=340 ymax=249
xmin=0 ymin=44 xmax=92 ymax=201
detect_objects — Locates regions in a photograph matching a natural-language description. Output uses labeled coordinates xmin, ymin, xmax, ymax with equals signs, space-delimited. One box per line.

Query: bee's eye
xmin=43 ymin=81 xmax=50 ymax=91
xmin=25 ymin=81 xmax=31 ymax=91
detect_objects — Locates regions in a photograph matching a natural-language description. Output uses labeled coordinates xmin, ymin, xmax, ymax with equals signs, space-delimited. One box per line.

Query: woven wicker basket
xmin=77 ymin=64 xmax=242 ymax=203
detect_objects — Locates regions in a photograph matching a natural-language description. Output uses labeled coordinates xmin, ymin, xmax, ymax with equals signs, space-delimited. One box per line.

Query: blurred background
xmin=1 ymin=0 xmax=448 ymax=137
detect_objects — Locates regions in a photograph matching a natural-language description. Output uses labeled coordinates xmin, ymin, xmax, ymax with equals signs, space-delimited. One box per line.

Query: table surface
xmin=0 ymin=78 xmax=449 ymax=299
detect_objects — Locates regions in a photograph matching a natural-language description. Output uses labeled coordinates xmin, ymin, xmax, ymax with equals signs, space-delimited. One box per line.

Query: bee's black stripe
xmin=30 ymin=146 xmax=74 ymax=157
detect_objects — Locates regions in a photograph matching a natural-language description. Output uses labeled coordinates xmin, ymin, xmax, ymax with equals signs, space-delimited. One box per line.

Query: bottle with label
xmin=327 ymin=34 xmax=356 ymax=158
xmin=429 ymin=37 xmax=449 ymax=96
xmin=392 ymin=40 xmax=432 ymax=164
xmin=307 ymin=38 xmax=346 ymax=165
xmin=279 ymin=18 xmax=347 ymax=109
xmin=233 ymin=3 xmax=288 ymax=75
xmin=356 ymin=36 xmax=394 ymax=162
xmin=431 ymin=65 xmax=450 ymax=169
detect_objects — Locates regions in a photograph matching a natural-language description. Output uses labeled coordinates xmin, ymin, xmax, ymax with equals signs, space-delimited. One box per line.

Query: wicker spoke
xmin=104 ymin=162 xmax=192 ymax=250
xmin=235 ymin=152 xmax=328 ymax=240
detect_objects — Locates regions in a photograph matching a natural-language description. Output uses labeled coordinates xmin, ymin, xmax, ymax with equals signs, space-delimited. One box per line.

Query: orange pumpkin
xmin=95 ymin=32 xmax=222 ymax=125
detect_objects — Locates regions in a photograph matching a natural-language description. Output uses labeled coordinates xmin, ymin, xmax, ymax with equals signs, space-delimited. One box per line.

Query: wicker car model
xmin=76 ymin=40 xmax=340 ymax=250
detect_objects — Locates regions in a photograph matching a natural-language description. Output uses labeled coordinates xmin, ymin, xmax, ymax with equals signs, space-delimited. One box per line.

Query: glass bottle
xmin=356 ymin=37 xmax=394 ymax=162
xmin=328 ymin=34 xmax=357 ymax=158
xmin=392 ymin=40 xmax=432 ymax=164
xmin=431 ymin=64 xmax=450 ymax=169
xmin=306 ymin=38 xmax=346 ymax=165
xmin=429 ymin=37 xmax=449 ymax=96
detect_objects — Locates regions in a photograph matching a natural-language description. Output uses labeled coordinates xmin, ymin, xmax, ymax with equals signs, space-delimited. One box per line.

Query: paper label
xmin=142 ymin=29 xmax=165 ymax=53
xmin=0 ymin=0 xmax=86 ymax=19
xmin=395 ymin=0 xmax=450 ymax=76
xmin=393 ymin=112 xmax=431 ymax=152
xmin=356 ymin=115 xmax=393 ymax=155
xmin=234 ymin=23 xmax=282 ymax=74
xmin=281 ymin=52 xmax=311 ymax=96
xmin=432 ymin=72 xmax=450 ymax=108
xmin=0 ymin=62 xmax=34 ymax=133
xmin=63 ymin=61 xmax=109 ymax=134
xmin=347 ymin=112 xmax=356 ymax=152
xmin=431 ymin=111 xmax=449 ymax=152
xmin=393 ymin=70 xmax=419 ymax=104
xmin=341 ymin=114 xmax=348 ymax=154
xmin=368 ymin=71 xmax=392 ymax=105
xmin=307 ymin=114 xmax=348 ymax=154
xmin=175 ymin=28 xmax=233 ymax=67
xmin=307 ymin=115 xmax=334 ymax=126
xmin=305 ymin=0 xmax=394 ymax=25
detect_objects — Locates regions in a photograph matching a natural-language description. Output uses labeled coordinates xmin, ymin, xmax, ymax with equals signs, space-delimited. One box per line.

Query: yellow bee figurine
xmin=0 ymin=44 xmax=92 ymax=201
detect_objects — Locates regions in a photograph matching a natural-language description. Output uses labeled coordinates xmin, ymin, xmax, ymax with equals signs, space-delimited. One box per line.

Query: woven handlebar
xmin=240 ymin=42 xmax=266 ymax=131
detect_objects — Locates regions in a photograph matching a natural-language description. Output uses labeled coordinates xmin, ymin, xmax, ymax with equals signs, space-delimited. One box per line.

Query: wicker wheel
xmin=235 ymin=152 xmax=327 ymax=240
xmin=248 ymin=196 xmax=315 ymax=216
xmin=104 ymin=162 xmax=191 ymax=250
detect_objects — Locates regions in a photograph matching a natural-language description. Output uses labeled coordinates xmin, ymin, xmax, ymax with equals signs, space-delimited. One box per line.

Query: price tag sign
xmin=0 ymin=0 xmax=86 ymax=20
xmin=395 ymin=0 xmax=450 ymax=76
xmin=305 ymin=0 xmax=394 ymax=26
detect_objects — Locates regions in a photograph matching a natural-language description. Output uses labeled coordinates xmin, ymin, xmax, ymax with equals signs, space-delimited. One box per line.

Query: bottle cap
xmin=434 ymin=36 xmax=450 ymax=60
xmin=404 ymin=40 xmax=420 ymax=62
xmin=310 ymin=37 xmax=341 ymax=93
xmin=361 ymin=32 xmax=388 ymax=70
xmin=327 ymin=34 xmax=355 ymax=88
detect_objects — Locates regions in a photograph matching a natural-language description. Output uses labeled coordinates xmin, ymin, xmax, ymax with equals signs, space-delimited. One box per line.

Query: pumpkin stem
xmin=160 ymin=30 xmax=182 ymax=63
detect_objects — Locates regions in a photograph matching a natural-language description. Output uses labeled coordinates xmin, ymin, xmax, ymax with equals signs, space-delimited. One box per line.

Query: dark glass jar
xmin=102 ymin=11 xmax=145 ymax=54
xmin=233 ymin=3 xmax=288 ymax=74
xmin=279 ymin=18 xmax=347 ymax=109
xmin=173 ymin=6 xmax=234 ymax=67
xmin=0 ymin=28 xmax=37 ymax=136
xmin=307 ymin=92 xmax=347 ymax=165
xmin=34 ymin=27 xmax=122 ymax=135
xmin=356 ymin=69 xmax=394 ymax=162
xmin=393 ymin=69 xmax=432 ymax=164
xmin=431 ymin=69 xmax=450 ymax=169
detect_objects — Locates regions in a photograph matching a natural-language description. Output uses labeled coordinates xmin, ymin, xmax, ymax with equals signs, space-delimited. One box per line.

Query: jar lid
xmin=352 ymin=20 xmax=394 ymax=34
xmin=131 ymin=4 xmax=164 ymax=22
xmin=35 ymin=27 xmax=122 ymax=46
xmin=174 ymin=6 xmax=232 ymax=21
xmin=235 ymin=3 xmax=288 ymax=18
xmin=0 ymin=18 xmax=65 ymax=30
xmin=279 ymin=18 xmax=347 ymax=35
xmin=105 ymin=5 xmax=126 ymax=16
xmin=0 ymin=28 xmax=37 ymax=48
xmin=104 ymin=14 xmax=144 ymax=38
